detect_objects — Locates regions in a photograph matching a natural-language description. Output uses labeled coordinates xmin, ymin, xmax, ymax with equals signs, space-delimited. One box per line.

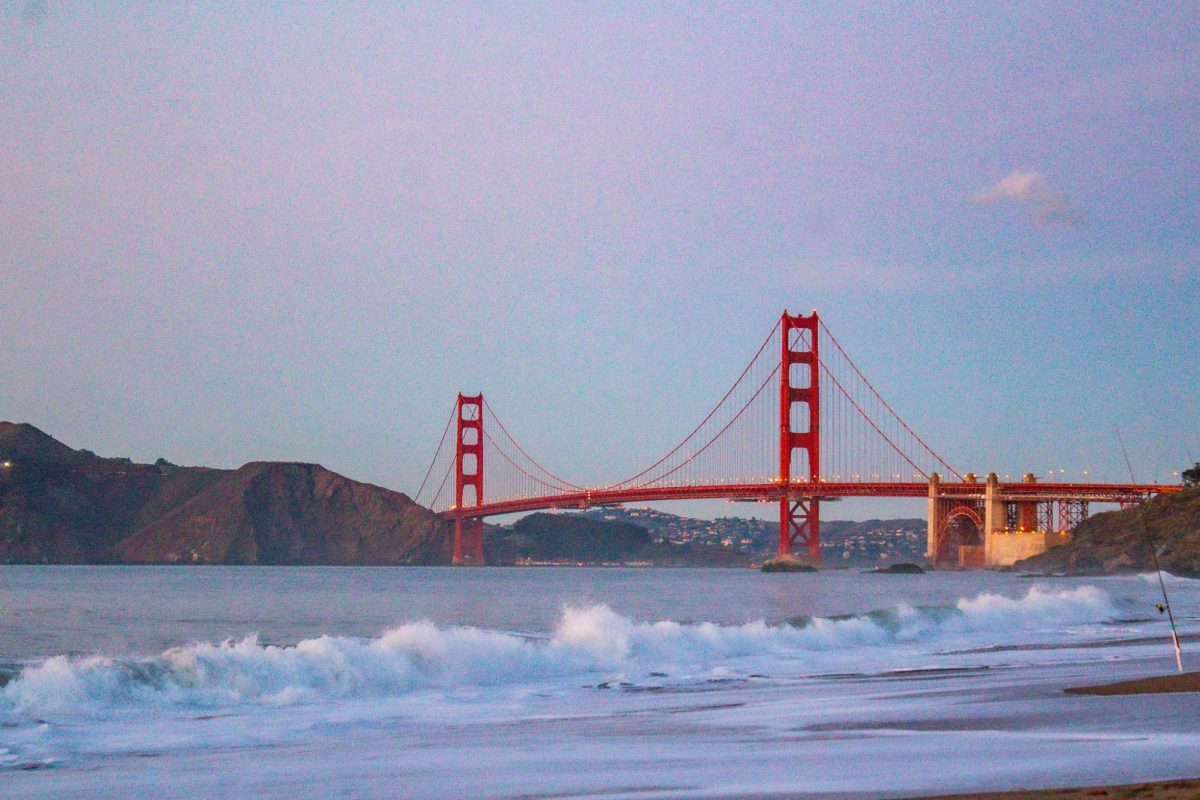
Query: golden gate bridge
xmin=414 ymin=311 xmax=1179 ymax=566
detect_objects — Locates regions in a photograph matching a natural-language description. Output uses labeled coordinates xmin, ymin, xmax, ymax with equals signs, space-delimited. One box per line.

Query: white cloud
xmin=972 ymin=169 xmax=1082 ymax=227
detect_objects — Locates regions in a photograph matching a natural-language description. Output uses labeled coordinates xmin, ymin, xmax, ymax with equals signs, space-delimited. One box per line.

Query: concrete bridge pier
xmin=1014 ymin=473 xmax=1039 ymax=532
xmin=927 ymin=471 xmax=1073 ymax=569
xmin=926 ymin=472 xmax=985 ymax=568
xmin=925 ymin=472 xmax=942 ymax=562
xmin=983 ymin=473 xmax=1004 ymax=540
xmin=984 ymin=473 xmax=1063 ymax=567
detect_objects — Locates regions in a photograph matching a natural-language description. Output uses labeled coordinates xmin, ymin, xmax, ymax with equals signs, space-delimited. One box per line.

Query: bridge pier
xmin=1013 ymin=473 xmax=1039 ymax=532
xmin=982 ymin=473 xmax=1029 ymax=566
xmin=983 ymin=472 xmax=1005 ymax=545
xmin=926 ymin=472 xmax=940 ymax=561
xmin=780 ymin=497 xmax=820 ymax=563
xmin=927 ymin=472 xmax=986 ymax=568
xmin=452 ymin=516 xmax=484 ymax=566
xmin=928 ymin=471 xmax=1085 ymax=569
xmin=984 ymin=473 xmax=1050 ymax=567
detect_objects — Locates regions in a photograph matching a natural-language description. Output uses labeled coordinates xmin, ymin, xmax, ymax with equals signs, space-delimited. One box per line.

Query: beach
xmin=920 ymin=778 xmax=1200 ymax=799
xmin=1065 ymin=670 xmax=1200 ymax=696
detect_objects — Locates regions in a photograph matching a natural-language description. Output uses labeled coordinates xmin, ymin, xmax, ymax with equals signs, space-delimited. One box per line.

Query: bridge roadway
xmin=439 ymin=481 xmax=1182 ymax=520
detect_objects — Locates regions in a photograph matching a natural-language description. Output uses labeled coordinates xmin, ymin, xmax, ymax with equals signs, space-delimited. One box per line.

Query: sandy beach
xmin=908 ymin=672 xmax=1200 ymax=799
xmin=916 ymin=778 xmax=1200 ymax=799
xmin=1064 ymin=670 xmax=1200 ymax=696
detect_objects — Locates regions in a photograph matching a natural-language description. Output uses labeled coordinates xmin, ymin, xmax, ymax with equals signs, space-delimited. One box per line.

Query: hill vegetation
xmin=582 ymin=506 xmax=927 ymax=565
xmin=0 ymin=422 xmax=451 ymax=565
xmin=1017 ymin=486 xmax=1200 ymax=576
xmin=485 ymin=512 xmax=748 ymax=566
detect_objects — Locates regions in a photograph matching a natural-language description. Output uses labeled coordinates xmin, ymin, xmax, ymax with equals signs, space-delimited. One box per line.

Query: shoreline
xmin=1064 ymin=670 xmax=1200 ymax=696
xmin=910 ymin=778 xmax=1200 ymax=799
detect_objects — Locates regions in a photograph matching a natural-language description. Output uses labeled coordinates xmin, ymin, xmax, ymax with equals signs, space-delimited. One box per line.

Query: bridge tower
xmin=453 ymin=393 xmax=485 ymax=565
xmin=779 ymin=311 xmax=821 ymax=562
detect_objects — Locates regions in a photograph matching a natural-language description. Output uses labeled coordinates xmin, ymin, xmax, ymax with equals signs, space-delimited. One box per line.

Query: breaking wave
xmin=1 ymin=586 xmax=1117 ymax=714
xmin=1137 ymin=571 xmax=1198 ymax=584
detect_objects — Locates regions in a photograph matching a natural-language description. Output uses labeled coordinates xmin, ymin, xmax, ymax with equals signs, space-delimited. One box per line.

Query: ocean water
xmin=1 ymin=566 xmax=1198 ymax=799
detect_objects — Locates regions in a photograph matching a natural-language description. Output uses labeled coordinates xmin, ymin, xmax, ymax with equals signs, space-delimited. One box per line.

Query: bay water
xmin=2 ymin=566 xmax=1198 ymax=798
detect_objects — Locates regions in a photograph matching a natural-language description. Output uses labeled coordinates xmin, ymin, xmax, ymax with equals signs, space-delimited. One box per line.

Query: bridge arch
xmin=936 ymin=504 xmax=985 ymax=566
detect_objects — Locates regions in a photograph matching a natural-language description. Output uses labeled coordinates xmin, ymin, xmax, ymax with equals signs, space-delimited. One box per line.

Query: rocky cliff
xmin=1016 ymin=486 xmax=1200 ymax=576
xmin=0 ymin=422 xmax=452 ymax=565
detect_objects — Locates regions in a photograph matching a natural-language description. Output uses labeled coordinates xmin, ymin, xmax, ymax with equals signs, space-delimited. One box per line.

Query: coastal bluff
xmin=1016 ymin=485 xmax=1200 ymax=576
xmin=0 ymin=422 xmax=452 ymax=565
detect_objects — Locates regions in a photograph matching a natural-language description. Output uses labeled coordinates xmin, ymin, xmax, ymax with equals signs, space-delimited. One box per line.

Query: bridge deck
xmin=439 ymin=482 xmax=1181 ymax=519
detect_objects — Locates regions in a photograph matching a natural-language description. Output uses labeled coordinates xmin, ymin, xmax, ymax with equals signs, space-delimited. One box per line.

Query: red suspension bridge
xmin=414 ymin=311 xmax=1179 ymax=567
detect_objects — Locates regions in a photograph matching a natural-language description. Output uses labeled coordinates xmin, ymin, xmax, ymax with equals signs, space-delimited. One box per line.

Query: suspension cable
xmin=414 ymin=400 xmax=457 ymax=504
xmin=818 ymin=360 xmax=928 ymax=480
xmin=483 ymin=428 xmax=579 ymax=494
xmin=606 ymin=318 xmax=782 ymax=489
xmin=428 ymin=457 xmax=456 ymax=510
xmin=628 ymin=364 xmax=780 ymax=489
xmin=482 ymin=398 xmax=585 ymax=490
xmin=818 ymin=319 xmax=963 ymax=480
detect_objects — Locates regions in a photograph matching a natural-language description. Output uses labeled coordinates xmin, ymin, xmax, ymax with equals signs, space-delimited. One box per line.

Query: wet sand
xmin=915 ymin=778 xmax=1200 ymax=799
xmin=1064 ymin=670 xmax=1200 ymax=696
xmin=902 ymin=673 xmax=1200 ymax=798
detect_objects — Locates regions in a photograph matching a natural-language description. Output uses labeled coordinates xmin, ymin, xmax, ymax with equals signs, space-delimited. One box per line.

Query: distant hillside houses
xmin=582 ymin=507 xmax=926 ymax=566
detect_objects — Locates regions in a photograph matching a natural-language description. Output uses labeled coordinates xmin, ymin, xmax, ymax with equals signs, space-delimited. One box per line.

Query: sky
xmin=2 ymin=2 xmax=1198 ymax=521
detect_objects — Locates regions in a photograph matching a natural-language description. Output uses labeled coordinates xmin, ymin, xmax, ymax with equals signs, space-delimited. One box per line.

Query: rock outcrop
xmin=760 ymin=555 xmax=817 ymax=572
xmin=868 ymin=562 xmax=925 ymax=574
xmin=1016 ymin=487 xmax=1200 ymax=576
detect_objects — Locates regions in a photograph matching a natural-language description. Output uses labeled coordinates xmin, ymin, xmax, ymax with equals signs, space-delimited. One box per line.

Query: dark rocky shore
xmin=1017 ymin=486 xmax=1200 ymax=577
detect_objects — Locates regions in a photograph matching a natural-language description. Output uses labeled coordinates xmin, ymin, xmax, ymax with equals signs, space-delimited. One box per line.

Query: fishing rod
xmin=1117 ymin=429 xmax=1184 ymax=672
xmin=1148 ymin=532 xmax=1184 ymax=674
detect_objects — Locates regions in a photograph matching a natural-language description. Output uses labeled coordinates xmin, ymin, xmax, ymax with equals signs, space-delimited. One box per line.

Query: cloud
xmin=972 ymin=169 xmax=1082 ymax=227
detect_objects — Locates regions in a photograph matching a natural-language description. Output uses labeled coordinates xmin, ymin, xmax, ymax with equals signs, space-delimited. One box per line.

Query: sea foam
xmin=0 ymin=585 xmax=1118 ymax=715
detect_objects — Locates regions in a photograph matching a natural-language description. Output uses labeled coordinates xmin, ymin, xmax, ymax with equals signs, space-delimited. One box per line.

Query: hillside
xmin=0 ymin=421 xmax=103 ymax=467
xmin=486 ymin=512 xmax=749 ymax=566
xmin=116 ymin=462 xmax=451 ymax=565
xmin=1017 ymin=487 xmax=1200 ymax=576
xmin=0 ymin=423 xmax=452 ymax=565
xmin=582 ymin=506 xmax=927 ymax=565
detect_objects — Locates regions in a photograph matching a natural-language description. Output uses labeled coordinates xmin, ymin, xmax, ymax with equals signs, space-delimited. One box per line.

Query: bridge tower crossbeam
xmin=453 ymin=393 xmax=485 ymax=565
xmin=779 ymin=311 xmax=821 ymax=562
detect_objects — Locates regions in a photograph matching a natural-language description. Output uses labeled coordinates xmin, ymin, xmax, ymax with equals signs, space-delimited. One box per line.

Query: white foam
xmin=1137 ymin=571 xmax=1198 ymax=584
xmin=954 ymin=585 xmax=1115 ymax=627
xmin=0 ymin=585 xmax=1120 ymax=716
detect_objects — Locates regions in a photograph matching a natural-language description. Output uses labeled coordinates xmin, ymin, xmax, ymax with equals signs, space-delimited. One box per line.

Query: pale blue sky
xmin=2 ymin=2 xmax=1197 ymax=519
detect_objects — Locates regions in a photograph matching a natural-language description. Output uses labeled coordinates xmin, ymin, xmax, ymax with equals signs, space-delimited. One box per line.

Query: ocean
xmin=1 ymin=566 xmax=1198 ymax=799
